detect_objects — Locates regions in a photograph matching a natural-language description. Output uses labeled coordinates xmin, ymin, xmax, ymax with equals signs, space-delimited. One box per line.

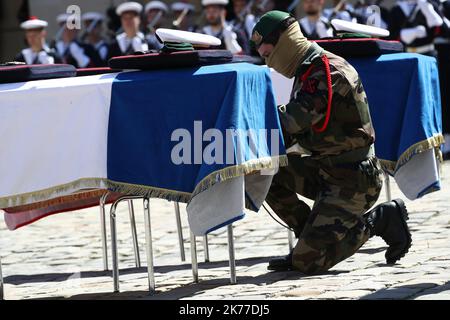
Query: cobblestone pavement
xmin=1 ymin=162 xmax=449 ymax=300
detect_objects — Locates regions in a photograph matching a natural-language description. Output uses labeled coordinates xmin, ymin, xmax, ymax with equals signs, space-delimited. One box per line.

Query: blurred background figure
xmin=388 ymin=0 xmax=443 ymax=56
xmin=255 ymin=0 xmax=276 ymax=14
xmin=171 ymin=1 xmax=197 ymax=31
xmin=230 ymin=0 xmax=257 ymax=41
xmin=145 ymin=1 xmax=170 ymax=50
xmin=323 ymin=0 xmax=355 ymax=22
xmin=15 ymin=16 xmax=60 ymax=64
xmin=299 ymin=0 xmax=333 ymax=39
xmin=199 ymin=0 xmax=246 ymax=54
xmin=81 ymin=12 xmax=109 ymax=66
xmin=52 ymin=13 xmax=101 ymax=68
xmin=108 ymin=1 xmax=149 ymax=58
xmin=352 ymin=0 xmax=390 ymax=28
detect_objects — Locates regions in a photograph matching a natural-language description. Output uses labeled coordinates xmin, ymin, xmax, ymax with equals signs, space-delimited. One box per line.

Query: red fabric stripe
xmin=312 ymin=55 xmax=333 ymax=133
xmin=301 ymin=64 xmax=315 ymax=83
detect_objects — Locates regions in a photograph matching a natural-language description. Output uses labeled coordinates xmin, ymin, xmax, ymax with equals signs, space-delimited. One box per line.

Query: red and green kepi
xmin=250 ymin=10 xmax=291 ymax=49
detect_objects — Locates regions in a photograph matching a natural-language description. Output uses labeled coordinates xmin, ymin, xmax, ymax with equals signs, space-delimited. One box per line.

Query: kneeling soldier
xmin=251 ymin=11 xmax=412 ymax=274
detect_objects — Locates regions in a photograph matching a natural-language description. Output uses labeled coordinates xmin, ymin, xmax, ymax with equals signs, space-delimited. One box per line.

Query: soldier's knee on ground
xmin=291 ymin=238 xmax=333 ymax=275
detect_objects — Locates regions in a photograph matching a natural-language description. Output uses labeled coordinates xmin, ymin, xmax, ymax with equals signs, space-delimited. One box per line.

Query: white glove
xmin=38 ymin=51 xmax=55 ymax=64
xmin=69 ymin=42 xmax=90 ymax=68
xmin=316 ymin=21 xmax=333 ymax=38
xmin=418 ymin=0 xmax=443 ymax=28
xmin=400 ymin=25 xmax=427 ymax=44
xmin=132 ymin=37 xmax=149 ymax=53
xmin=222 ymin=25 xmax=243 ymax=54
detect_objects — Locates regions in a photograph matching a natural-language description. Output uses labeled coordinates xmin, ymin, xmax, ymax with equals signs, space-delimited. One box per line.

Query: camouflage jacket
xmin=278 ymin=43 xmax=376 ymax=159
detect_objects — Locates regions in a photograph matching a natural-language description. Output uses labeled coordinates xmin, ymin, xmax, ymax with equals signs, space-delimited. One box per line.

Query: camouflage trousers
xmin=266 ymin=154 xmax=383 ymax=274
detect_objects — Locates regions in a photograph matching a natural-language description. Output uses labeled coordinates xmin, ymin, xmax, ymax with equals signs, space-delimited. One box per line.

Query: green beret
xmin=250 ymin=10 xmax=291 ymax=48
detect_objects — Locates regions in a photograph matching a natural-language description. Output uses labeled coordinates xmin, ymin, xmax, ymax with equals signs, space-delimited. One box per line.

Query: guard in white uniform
xmin=230 ymin=0 xmax=257 ymax=41
xmin=171 ymin=2 xmax=197 ymax=32
xmin=15 ymin=17 xmax=60 ymax=64
xmin=299 ymin=0 xmax=333 ymax=39
xmin=81 ymin=12 xmax=109 ymax=66
xmin=144 ymin=1 xmax=170 ymax=50
xmin=108 ymin=2 xmax=149 ymax=58
xmin=199 ymin=0 xmax=245 ymax=54
xmin=52 ymin=14 xmax=102 ymax=68
xmin=389 ymin=0 xmax=443 ymax=56
xmin=323 ymin=0 xmax=355 ymax=22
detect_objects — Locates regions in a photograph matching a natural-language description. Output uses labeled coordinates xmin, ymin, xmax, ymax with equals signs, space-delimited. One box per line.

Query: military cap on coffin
xmin=315 ymin=19 xmax=403 ymax=58
xmin=108 ymin=28 xmax=232 ymax=70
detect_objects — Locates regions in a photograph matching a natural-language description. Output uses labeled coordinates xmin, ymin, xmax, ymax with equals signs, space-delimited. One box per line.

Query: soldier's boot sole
xmin=385 ymin=199 xmax=412 ymax=265
xmin=267 ymin=253 xmax=293 ymax=272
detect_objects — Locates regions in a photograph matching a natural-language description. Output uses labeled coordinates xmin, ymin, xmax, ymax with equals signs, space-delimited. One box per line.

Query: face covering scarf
xmin=265 ymin=21 xmax=312 ymax=79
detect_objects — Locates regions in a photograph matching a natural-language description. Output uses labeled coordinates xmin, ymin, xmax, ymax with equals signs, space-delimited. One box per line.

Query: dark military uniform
xmin=267 ymin=43 xmax=383 ymax=274
xmin=15 ymin=46 xmax=61 ymax=65
xmin=200 ymin=24 xmax=249 ymax=54
xmin=299 ymin=17 xmax=333 ymax=40
xmin=53 ymin=40 xmax=103 ymax=68
xmin=389 ymin=0 xmax=443 ymax=55
xmin=108 ymin=32 xmax=149 ymax=58
xmin=91 ymin=40 xmax=109 ymax=67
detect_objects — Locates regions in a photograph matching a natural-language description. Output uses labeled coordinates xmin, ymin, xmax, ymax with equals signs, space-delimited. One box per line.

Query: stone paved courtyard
xmin=1 ymin=162 xmax=449 ymax=300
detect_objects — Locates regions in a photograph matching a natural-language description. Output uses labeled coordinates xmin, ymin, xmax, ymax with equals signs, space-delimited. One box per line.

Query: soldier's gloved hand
xmin=418 ymin=0 xmax=443 ymax=28
xmin=69 ymin=42 xmax=90 ymax=68
xmin=222 ymin=25 xmax=243 ymax=54
xmin=38 ymin=51 xmax=54 ymax=64
xmin=400 ymin=25 xmax=427 ymax=44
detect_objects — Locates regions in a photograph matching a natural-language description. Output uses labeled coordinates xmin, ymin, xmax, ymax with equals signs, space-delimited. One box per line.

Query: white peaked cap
xmin=20 ymin=18 xmax=48 ymax=30
xmin=156 ymin=28 xmax=221 ymax=46
xmin=145 ymin=1 xmax=169 ymax=13
xmin=331 ymin=19 xmax=390 ymax=37
xmin=171 ymin=2 xmax=196 ymax=12
xmin=81 ymin=12 xmax=105 ymax=21
xmin=202 ymin=0 xmax=229 ymax=6
xmin=116 ymin=2 xmax=143 ymax=16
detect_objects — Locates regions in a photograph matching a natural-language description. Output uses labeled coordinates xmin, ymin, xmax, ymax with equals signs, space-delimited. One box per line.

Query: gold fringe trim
xmin=379 ymin=134 xmax=445 ymax=174
xmin=104 ymin=180 xmax=192 ymax=203
xmin=0 ymin=178 xmax=107 ymax=209
xmin=0 ymin=155 xmax=288 ymax=208
xmin=5 ymin=189 xmax=108 ymax=212
xmin=191 ymin=155 xmax=289 ymax=198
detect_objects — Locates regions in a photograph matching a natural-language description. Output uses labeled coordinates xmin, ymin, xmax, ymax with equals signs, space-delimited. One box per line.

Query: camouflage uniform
xmin=267 ymin=43 xmax=383 ymax=274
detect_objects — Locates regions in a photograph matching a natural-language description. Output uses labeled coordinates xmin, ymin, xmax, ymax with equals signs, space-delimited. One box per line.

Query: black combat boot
xmin=267 ymin=250 xmax=293 ymax=271
xmin=365 ymin=199 xmax=412 ymax=264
